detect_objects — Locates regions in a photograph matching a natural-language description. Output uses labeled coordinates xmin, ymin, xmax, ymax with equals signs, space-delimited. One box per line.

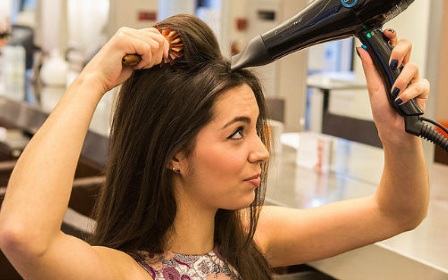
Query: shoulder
xmin=93 ymin=246 xmax=153 ymax=280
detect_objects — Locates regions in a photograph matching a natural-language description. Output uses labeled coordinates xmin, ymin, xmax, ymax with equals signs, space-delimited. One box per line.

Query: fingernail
xmin=394 ymin=98 xmax=403 ymax=105
xmin=391 ymin=87 xmax=400 ymax=98
xmin=355 ymin=47 xmax=361 ymax=58
xmin=361 ymin=44 xmax=367 ymax=50
xmin=386 ymin=28 xmax=395 ymax=34
xmin=390 ymin=59 xmax=399 ymax=70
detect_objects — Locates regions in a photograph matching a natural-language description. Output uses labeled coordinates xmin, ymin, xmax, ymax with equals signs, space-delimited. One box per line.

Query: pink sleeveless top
xmin=131 ymin=247 xmax=240 ymax=279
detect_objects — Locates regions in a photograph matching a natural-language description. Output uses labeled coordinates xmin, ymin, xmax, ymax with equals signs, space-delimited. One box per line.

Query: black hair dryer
xmin=231 ymin=0 xmax=448 ymax=151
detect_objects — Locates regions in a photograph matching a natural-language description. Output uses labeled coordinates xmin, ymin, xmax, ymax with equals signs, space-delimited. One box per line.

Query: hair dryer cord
xmin=405 ymin=116 xmax=448 ymax=152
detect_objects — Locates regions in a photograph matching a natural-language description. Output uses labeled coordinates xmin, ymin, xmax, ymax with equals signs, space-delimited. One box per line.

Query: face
xmin=174 ymin=84 xmax=270 ymax=211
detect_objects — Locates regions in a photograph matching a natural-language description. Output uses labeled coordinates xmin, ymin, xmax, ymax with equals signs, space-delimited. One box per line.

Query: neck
xmin=166 ymin=197 xmax=217 ymax=255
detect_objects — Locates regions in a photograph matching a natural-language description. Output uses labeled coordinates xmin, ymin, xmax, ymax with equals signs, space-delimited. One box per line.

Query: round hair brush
xmin=122 ymin=28 xmax=183 ymax=66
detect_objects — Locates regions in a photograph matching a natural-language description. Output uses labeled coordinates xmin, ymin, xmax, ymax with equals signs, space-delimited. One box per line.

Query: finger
xmin=115 ymin=27 xmax=151 ymax=56
xmin=145 ymin=27 xmax=170 ymax=58
xmin=390 ymin=38 xmax=412 ymax=71
xmin=383 ymin=28 xmax=398 ymax=47
xmin=118 ymin=31 xmax=164 ymax=69
xmin=382 ymin=29 xmax=413 ymax=70
xmin=383 ymin=29 xmax=400 ymax=70
xmin=391 ymin=62 xmax=419 ymax=92
xmin=391 ymin=62 xmax=429 ymax=106
xmin=396 ymin=79 xmax=429 ymax=112
xmin=136 ymin=38 xmax=165 ymax=69
xmin=414 ymin=78 xmax=430 ymax=111
xmin=134 ymin=29 xmax=169 ymax=68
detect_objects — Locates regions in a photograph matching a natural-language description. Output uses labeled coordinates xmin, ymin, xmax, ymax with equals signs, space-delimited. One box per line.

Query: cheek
xmin=189 ymin=146 xmax=247 ymax=188
xmin=202 ymin=147 xmax=245 ymax=175
xmin=183 ymin=146 xmax=255 ymax=209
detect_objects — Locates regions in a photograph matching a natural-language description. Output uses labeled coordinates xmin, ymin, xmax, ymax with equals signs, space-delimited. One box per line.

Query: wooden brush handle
xmin=122 ymin=54 xmax=141 ymax=66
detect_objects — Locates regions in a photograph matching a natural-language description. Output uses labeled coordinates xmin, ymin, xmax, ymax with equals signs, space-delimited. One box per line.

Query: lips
xmin=244 ymin=174 xmax=261 ymax=187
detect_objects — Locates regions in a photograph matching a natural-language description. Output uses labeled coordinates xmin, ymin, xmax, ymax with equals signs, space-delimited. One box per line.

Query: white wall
xmin=158 ymin=0 xmax=195 ymax=20
xmin=0 ymin=0 xmax=12 ymax=19
xmin=107 ymin=0 xmax=158 ymax=38
xmin=35 ymin=0 xmax=65 ymax=54
xmin=67 ymin=0 xmax=109 ymax=57
xmin=436 ymin=3 xmax=448 ymax=121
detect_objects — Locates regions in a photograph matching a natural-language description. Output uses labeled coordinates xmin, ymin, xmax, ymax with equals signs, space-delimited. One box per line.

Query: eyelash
xmin=228 ymin=127 xmax=244 ymax=140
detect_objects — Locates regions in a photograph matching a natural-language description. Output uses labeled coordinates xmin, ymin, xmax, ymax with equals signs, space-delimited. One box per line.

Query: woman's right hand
xmin=356 ymin=30 xmax=429 ymax=147
xmin=80 ymin=27 xmax=169 ymax=94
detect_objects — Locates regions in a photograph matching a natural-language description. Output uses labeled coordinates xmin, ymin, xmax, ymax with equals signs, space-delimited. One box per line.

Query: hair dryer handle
xmin=357 ymin=28 xmax=423 ymax=116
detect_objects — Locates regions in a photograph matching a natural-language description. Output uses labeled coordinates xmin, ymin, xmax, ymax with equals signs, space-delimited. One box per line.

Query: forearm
xmin=0 ymin=75 xmax=105 ymax=253
xmin=375 ymin=135 xmax=429 ymax=230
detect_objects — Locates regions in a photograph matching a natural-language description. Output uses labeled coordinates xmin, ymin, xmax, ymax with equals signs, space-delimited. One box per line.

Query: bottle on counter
xmin=0 ymin=43 xmax=26 ymax=101
xmin=39 ymin=50 xmax=68 ymax=113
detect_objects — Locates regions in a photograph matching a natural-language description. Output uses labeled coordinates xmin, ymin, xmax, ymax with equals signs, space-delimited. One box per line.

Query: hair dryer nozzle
xmin=231 ymin=0 xmax=416 ymax=70
xmin=231 ymin=35 xmax=271 ymax=70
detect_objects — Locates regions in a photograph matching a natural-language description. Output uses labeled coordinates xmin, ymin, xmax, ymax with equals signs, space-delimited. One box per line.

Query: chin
xmin=225 ymin=194 xmax=256 ymax=210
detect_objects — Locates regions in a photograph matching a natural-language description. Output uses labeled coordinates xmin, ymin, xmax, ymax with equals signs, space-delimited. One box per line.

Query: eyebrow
xmin=222 ymin=116 xmax=251 ymax=129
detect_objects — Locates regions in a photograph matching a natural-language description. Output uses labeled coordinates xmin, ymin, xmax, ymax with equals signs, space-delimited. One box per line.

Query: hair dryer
xmin=231 ymin=0 xmax=448 ymax=151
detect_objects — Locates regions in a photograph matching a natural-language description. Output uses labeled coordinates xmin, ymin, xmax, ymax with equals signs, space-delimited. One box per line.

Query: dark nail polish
xmin=394 ymin=98 xmax=403 ymax=105
xmin=355 ymin=48 xmax=360 ymax=58
xmin=387 ymin=28 xmax=395 ymax=34
xmin=390 ymin=59 xmax=399 ymax=70
xmin=391 ymin=87 xmax=400 ymax=98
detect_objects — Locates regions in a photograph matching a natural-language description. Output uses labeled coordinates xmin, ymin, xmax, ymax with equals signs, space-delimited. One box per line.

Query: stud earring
xmin=172 ymin=167 xmax=181 ymax=174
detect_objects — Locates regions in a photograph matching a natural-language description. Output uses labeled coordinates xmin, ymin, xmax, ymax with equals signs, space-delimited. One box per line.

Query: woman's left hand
xmin=357 ymin=29 xmax=430 ymax=147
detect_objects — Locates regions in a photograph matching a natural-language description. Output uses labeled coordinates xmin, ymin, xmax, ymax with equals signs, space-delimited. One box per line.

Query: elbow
xmin=0 ymin=224 xmax=21 ymax=255
xmin=405 ymin=208 xmax=428 ymax=231
xmin=405 ymin=194 xmax=430 ymax=231
xmin=377 ymin=200 xmax=429 ymax=235
xmin=0 ymin=221 xmax=29 ymax=257
xmin=0 ymin=219 xmax=47 ymax=259
xmin=398 ymin=205 xmax=429 ymax=233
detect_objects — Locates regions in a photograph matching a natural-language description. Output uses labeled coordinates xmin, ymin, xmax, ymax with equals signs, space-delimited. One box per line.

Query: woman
xmin=0 ymin=14 xmax=429 ymax=280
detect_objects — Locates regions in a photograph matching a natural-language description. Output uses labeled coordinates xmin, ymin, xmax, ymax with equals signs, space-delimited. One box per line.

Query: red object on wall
xmin=236 ymin=18 xmax=248 ymax=31
xmin=434 ymin=120 xmax=448 ymax=165
xmin=435 ymin=120 xmax=448 ymax=137
xmin=138 ymin=11 xmax=157 ymax=21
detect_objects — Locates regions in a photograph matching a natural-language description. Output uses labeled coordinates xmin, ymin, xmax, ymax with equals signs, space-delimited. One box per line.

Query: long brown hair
xmin=91 ymin=14 xmax=273 ymax=279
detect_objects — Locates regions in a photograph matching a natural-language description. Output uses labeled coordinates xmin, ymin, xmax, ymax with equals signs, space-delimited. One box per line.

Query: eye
xmin=228 ymin=127 xmax=244 ymax=140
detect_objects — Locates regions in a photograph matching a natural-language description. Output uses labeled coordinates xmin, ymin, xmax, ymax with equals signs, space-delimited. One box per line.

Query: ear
xmin=167 ymin=151 xmax=186 ymax=173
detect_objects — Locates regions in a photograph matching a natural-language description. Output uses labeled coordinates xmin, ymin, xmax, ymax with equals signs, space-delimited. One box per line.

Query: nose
xmin=248 ymin=136 xmax=270 ymax=163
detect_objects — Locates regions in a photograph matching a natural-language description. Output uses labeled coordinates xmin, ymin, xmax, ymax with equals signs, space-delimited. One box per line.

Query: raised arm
xmin=255 ymin=30 xmax=430 ymax=267
xmin=0 ymin=27 xmax=168 ymax=279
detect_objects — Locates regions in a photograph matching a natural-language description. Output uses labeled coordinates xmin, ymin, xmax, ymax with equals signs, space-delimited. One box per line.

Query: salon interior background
xmin=0 ymin=0 xmax=447 ymax=160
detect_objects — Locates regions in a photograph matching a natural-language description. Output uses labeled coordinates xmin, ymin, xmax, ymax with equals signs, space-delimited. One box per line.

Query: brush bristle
xmin=159 ymin=27 xmax=184 ymax=65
